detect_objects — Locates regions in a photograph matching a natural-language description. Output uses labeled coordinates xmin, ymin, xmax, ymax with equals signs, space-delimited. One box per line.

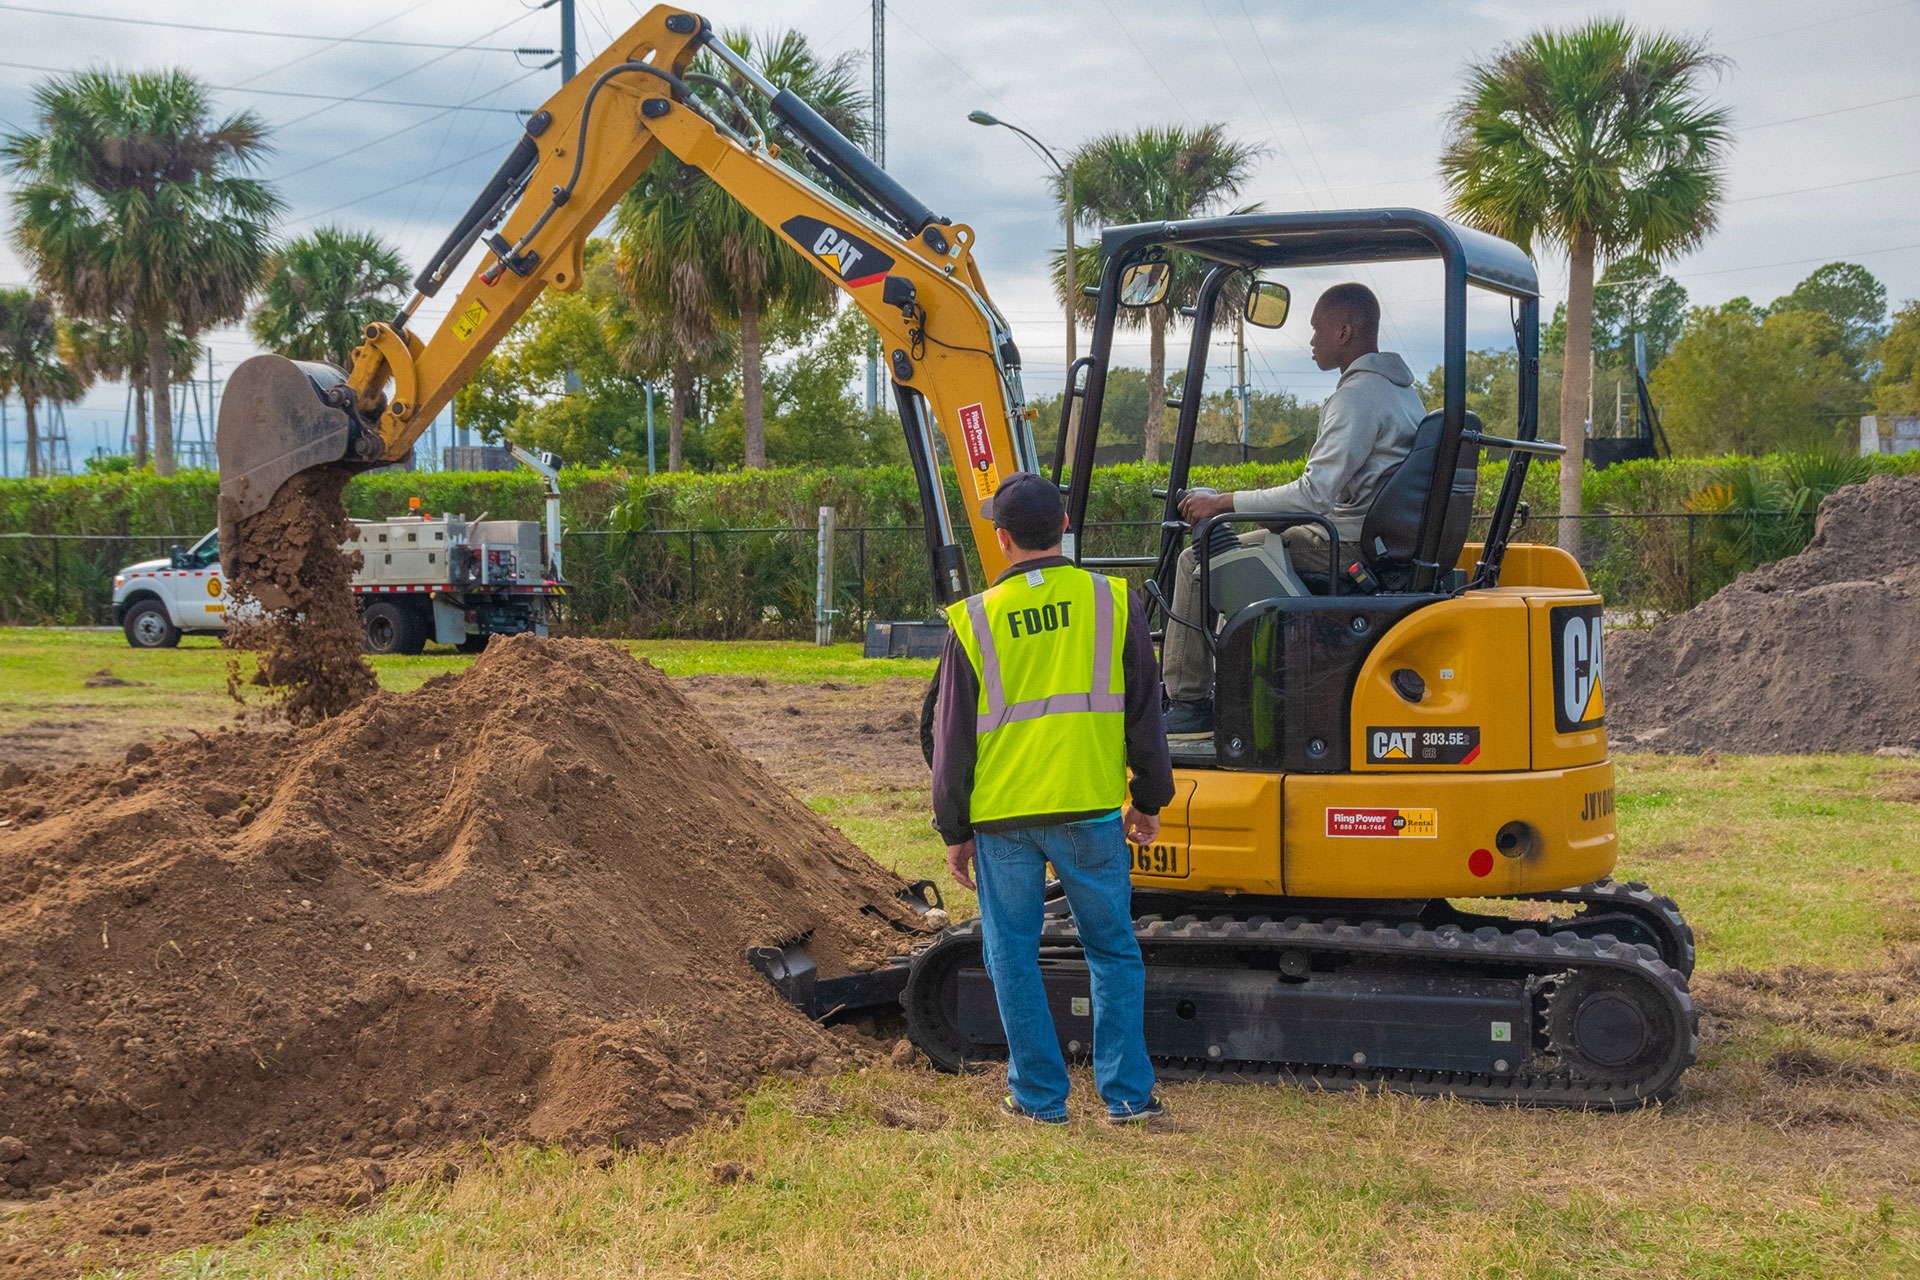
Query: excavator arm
xmin=216 ymin=5 xmax=1038 ymax=596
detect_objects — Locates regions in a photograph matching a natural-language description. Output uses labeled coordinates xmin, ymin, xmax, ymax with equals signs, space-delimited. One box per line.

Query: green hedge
xmin=4 ymin=452 xmax=1917 ymax=633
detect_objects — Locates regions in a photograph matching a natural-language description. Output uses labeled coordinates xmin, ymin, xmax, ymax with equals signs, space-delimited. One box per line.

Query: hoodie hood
xmin=1343 ymin=351 xmax=1415 ymax=387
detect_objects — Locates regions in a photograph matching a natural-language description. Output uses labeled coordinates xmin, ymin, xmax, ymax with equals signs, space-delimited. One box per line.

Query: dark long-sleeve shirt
xmin=931 ymin=556 xmax=1176 ymax=846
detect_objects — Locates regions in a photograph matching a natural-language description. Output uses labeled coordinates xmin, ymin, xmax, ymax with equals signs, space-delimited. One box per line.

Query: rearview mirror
xmin=169 ymin=545 xmax=187 ymax=569
xmin=1245 ymin=280 xmax=1291 ymax=329
xmin=1118 ymin=261 xmax=1171 ymax=309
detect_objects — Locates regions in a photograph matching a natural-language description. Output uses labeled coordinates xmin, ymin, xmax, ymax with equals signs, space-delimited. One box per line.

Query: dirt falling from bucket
xmin=221 ymin=465 xmax=377 ymax=725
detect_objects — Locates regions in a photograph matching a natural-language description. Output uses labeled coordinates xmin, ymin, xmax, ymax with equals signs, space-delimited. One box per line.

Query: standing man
xmin=932 ymin=471 xmax=1176 ymax=1125
xmin=1162 ymin=283 xmax=1427 ymax=734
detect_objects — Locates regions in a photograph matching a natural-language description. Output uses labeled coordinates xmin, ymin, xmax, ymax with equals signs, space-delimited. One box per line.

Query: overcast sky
xmin=1 ymin=0 xmax=1915 ymax=465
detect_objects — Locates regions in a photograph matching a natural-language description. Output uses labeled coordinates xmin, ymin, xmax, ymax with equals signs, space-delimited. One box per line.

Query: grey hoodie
xmin=1233 ymin=351 xmax=1426 ymax=541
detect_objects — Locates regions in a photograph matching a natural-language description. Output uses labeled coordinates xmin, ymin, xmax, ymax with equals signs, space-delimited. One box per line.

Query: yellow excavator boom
xmin=217 ymin=5 xmax=1037 ymax=595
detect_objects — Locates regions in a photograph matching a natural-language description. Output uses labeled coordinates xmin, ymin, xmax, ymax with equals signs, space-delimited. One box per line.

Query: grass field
xmin=4 ymin=632 xmax=1919 ymax=1278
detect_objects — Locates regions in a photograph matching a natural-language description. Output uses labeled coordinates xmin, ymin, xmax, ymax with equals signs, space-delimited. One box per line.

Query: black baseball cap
xmin=989 ymin=472 xmax=1065 ymax=550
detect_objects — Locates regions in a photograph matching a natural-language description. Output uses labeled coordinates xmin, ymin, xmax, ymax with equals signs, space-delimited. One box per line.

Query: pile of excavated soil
xmin=220 ymin=464 xmax=377 ymax=725
xmin=1609 ymin=473 xmax=1920 ymax=754
xmin=0 ymin=637 xmax=927 ymax=1207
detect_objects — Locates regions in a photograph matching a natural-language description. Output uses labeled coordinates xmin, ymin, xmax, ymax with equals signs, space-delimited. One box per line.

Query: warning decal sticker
xmin=1367 ymin=726 xmax=1481 ymax=765
xmin=1326 ymin=807 xmax=1438 ymax=839
xmin=1550 ymin=603 xmax=1606 ymax=733
xmin=452 ymin=299 xmax=489 ymax=342
xmin=957 ymin=401 xmax=1001 ymax=501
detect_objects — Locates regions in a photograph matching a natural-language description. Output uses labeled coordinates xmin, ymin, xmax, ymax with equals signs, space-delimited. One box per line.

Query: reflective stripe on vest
xmin=965 ymin=584 xmax=1123 ymax=734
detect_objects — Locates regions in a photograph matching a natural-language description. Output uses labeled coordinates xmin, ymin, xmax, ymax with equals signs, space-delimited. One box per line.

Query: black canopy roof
xmin=1099 ymin=208 xmax=1539 ymax=298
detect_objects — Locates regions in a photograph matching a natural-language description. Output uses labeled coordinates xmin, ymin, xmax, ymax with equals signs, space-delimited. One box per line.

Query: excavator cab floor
xmin=1167 ymin=734 xmax=1219 ymax=766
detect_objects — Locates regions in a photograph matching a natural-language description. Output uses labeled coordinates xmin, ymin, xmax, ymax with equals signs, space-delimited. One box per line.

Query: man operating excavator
xmin=1161 ymin=283 xmax=1427 ymax=735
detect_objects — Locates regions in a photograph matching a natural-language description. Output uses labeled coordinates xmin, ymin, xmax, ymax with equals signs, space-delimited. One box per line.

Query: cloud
xmin=1 ymin=0 xmax=1915 ymax=460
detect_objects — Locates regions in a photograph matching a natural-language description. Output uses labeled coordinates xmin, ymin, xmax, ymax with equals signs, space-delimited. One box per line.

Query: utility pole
xmin=865 ymin=0 xmax=884 ymax=414
xmin=559 ymin=0 xmax=577 ymax=81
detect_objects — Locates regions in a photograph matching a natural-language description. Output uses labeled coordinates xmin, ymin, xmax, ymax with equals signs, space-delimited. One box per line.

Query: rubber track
xmin=905 ymin=910 xmax=1698 ymax=1110
xmin=1517 ymin=878 xmax=1696 ymax=978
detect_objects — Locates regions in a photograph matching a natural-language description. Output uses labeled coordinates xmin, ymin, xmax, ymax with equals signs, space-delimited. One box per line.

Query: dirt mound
xmin=0 ymin=637 xmax=926 ymax=1209
xmin=1608 ymin=473 xmax=1920 ymax=753
xmin=220 ymin=464 xmax=377 ymax=725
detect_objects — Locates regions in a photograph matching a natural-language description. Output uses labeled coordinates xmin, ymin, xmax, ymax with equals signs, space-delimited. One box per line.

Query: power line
xmin=0 ymin=2 xmax=541 ymax=52
xmin=273 ymin=9 xmax=548 ymax=134
xmin=1592 ymin=241 xmax=1920 ymax=291
xmin=882 ymin=2 xmax=1026 ymax=128
xmin=1195 ymin=0 xmax=1317 ymax=205
xmin=1722 ymin=0 xmax=1919 ymax=45
xmin=1096 ymin=0 xmax=1196 ymax=122
xmin=1728 ymin=167 xmax=1920 ymax=203
xmin=1746 ymin=90 xmax=1920 ymax=131
xmin=288 ymin=141 xmax=506 ymax=226
xmin=276 ymin=65 xmax=548 ymax=183
xmin=231 ymin=0 xmax=435 ymax=90
xmin=0 ymin=59 xmax=522 ymax=114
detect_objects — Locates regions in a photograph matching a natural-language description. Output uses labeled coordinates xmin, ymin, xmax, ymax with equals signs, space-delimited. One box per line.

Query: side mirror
xmin=169 ymin=545 xmax=187 ymax=569
xmin=1245 ymin=280 xmax=1291 ymax=329
xmin=1118 ymin=261 xmax=1171 ymax=309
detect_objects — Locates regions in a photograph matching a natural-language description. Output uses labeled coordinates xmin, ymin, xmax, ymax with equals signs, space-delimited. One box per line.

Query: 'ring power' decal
xmin=956 ymin=402 xmax=1000 ymax=501
xmin=780 ymin=216 xmax=893 ymax=289
xmin=1550 ymin=603 xmax=1606 ymax=733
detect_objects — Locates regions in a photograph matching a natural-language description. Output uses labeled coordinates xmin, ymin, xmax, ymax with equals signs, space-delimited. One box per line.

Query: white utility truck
xmin=113 ymin=447 xmax=567 ymax=654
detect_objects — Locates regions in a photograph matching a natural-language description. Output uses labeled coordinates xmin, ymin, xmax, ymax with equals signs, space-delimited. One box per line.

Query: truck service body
xmin=112 ymin=514 xmax=564 ymax=653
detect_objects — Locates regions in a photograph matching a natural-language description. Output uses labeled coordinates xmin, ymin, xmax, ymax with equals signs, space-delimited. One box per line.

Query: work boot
xmin=1163 ymin=698 xmax=1213 ymax=737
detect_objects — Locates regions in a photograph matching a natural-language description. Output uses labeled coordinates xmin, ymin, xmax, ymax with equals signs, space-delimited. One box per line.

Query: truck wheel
xmin=361 ymin=601 xmax=421 ymax=656
xmin=458 ymin=633 xmax=490 ymax=654
xmin=123 ymin=599 xmax=181 ymax=649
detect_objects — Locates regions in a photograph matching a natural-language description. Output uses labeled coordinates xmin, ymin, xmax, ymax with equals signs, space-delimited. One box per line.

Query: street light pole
xmin=968 ymin=110 xmax=1076 ymax=464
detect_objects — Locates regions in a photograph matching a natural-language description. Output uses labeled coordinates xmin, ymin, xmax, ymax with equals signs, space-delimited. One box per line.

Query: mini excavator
xmin=215 ymin=5 xmax=1695 ymax=1108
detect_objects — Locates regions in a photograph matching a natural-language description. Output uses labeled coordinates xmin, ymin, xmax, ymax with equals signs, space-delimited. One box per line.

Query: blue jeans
xmin=974 ymin=814 xmax=1156 ymax=1119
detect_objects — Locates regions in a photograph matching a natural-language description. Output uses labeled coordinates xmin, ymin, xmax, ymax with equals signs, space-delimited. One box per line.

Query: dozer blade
xmin=215 ymin=354 xmax=360 ymax=529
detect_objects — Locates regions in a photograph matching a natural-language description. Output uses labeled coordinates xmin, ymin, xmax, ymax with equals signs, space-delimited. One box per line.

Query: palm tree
xmin=1058 ymin=125 xmax=1263 ymax=462
xmin=62 ymin=318 xmax=199 ymax=467
xmin=1440 ymin=20 xmax=1729 ymax=555
xmin=0 ymin=290 xmax=88 ymax=477
xmin=613 ymin=155 xmax=734 ymax=472
xmin=248 ymin=226 xmax=408 ymax=364
xmin=697 ymin=29 xmax=870 ymax=468
xmin=3 ymin=68 xmax=280 ymax=476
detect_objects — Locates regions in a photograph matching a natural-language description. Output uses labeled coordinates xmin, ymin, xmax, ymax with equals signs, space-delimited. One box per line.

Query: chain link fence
xmin=0 ymin=512 xmax=1810 ymax=635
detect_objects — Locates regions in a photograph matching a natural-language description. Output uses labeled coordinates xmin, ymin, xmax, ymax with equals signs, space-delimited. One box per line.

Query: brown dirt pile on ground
xmin=1608 ymin=473 xmax=1920 ymax=753
xmin=0 ymin=637 xmax=928 ymax=1214
xmin=221 ymin=465 xmax=377 ymax=725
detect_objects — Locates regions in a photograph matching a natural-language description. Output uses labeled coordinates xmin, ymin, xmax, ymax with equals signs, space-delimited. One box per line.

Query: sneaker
xmin=1107 ymin=1096 xmax=1165 ymax=1125
xmin=1001 ymin=1095 xmax=1069 ymax=1126
xmin=1163 ymin=699 xmax=1213 ymax=736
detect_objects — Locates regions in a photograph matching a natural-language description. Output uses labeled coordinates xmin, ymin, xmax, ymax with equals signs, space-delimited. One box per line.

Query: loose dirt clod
xmin=0 ymin=637 xmax=925 ymax=1229
xmin=1609 ymin=474 xmax=1920 ymax=754
xmin=221 ymin=465 xmax=377 ymax=725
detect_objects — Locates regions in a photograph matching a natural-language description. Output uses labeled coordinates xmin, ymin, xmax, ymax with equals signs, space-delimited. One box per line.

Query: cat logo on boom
xmin=1550 ymin=603 xmax=1606 ymax=733
xmin=780 ymin=215 xmax=893 ymax=289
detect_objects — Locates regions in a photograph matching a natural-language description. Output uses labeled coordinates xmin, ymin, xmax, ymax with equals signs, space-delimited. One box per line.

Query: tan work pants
xmin=1160 ymin=524 xmax=1331 ymax=703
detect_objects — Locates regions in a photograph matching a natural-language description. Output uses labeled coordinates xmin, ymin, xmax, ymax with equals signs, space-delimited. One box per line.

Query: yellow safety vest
xmin=947 ymin=564 xmax=1130 ymax=824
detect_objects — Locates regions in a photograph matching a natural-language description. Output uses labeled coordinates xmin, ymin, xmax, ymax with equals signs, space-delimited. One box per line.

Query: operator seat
xmin=1354 ymin=409 xmax=1482 ymax=592
xmin=1198 ymin=408 xmax=1482 ymax=613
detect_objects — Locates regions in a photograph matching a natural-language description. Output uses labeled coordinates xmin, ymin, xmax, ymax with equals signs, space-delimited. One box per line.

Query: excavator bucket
xmin=215 ymin=354 xmax=360 ymax=530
